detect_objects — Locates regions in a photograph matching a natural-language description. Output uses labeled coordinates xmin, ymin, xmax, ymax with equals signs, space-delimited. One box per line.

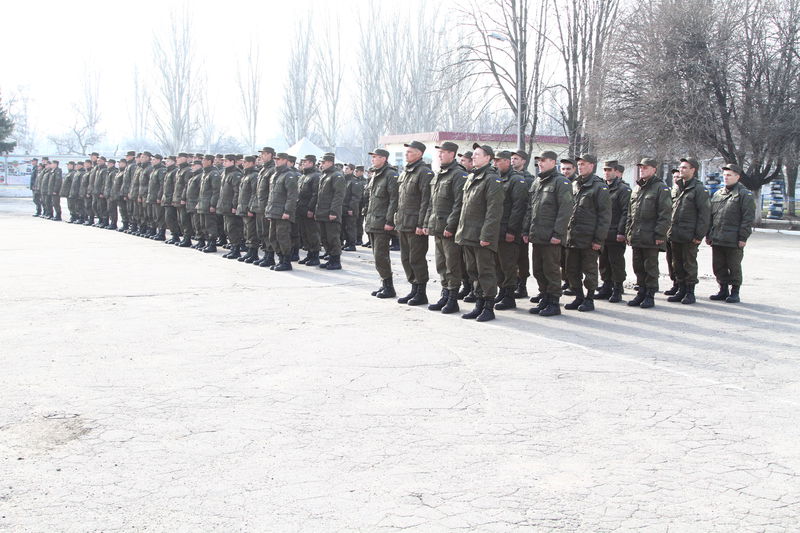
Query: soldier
xmin=252 ymin=147 xmax=277 ymax=267
xmin=185 ymin=158 xmax=204 ymax=249
xmin=663 ymin=168 xmax=682 ymax=296
xmin=265 ymin=153 xmax=300 ymax=271
xmin=60 ymin=162 xmax=76 ymax=222
xmin=49 ymin=161 xmax=64 ymax=221
xmin=457 ymin=144 xmax=504 ymax=322
xmin=217 ymin=154 xmax=244 ymax=258
xmin=172 ymin=153 xmax=193 ymax=245
xmin=30 ymin=158 xmax=41 ymax=216
xmin=68 ymin=161 xmax=84 ymax=223
xmin=626 ymin=158 xmax=672 ymax=308
xmin=296 ymin=155 xmax=322 ymax=266
xmin=213 ymin=153 xmax=227 ymax=248
xmin=127 ymin=153 xmax=144 ymax=234
xmin=510 ymin=150 xmax=535 ymax=299
xmin=40 ymin=162 xmax=52 ymax=219
xmin=563 ymin=154 xmax=612 ymax=312
xmin=136 ymin=151 xmax=154 ymax=235
xmin=666 ymin=157 xmax=711 ymax=304
xmin=395 ymin=141 xmax=433 ymax=305
xmin=197 ymin=154 xmax=222 ymax=253
xmin=147 ymin=154 xmax=167 ymax=239
xmin=93 ymin=157 xmax=110 ymax=227
xmin=315 ymin=152 xmax=346 ymax=270
xmin=161 ymin=155 xmax=180 ymax=243
xmin=423 ymin=141 xmax=467 ymax=314
xmin=117 ymin=151 xmax=135 ymax=232
xmin=78 ymin=160 xmax=92 ymax=225
xmin=456 ymin=150 xmax=475 ymax=300
xmin=707 ymin=163 xmax=755 ymax=303
xmin=596 ymin=160 xmax=631 ymax=303
xmin=523 ymin=150 xmax=573 ymax=317
xmin=237 ymin=155 xmax=261 ymax=262
xmin=354 ymin=165 xmax=368 ymax=246
xmin=109 ymin=158 xmax=126 ymax=230
xmin=84 ymin=152 xmax=99 ymax=226
xmin=342 ymin=164 xmax=364 ymax=252
xmin=102 ymin=159 xmax=117 ymax=228
xmin=558 ymin=157 xmax=578 ymax=293
xmin=492 ymin=151 xmax=528 ymax=310
xmin=365 ymin=148 xmax=399 ymax=297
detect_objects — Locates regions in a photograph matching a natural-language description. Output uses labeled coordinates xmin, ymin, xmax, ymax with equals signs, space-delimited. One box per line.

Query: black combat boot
xmin=562 ymin=281 xmax=574 ymax=296
xmin=371 ymin=282 xmax=384 ymax=296
xmin=463 ymin=285 xmax=477 ymax=303
xmin=154 ymin=229 xmax=166 ymax=241
xmin=54 ymin=214 xmax=62 ymax=221
xmin=202 ymin=241 xmax=217 ymax=253
xmin=538 ymin=295 xmax=562 ymax=317
xmin=681 ymin=284 xmax=696 ymax=304
xmin=238 ymin=247 xmax=253 ymax=262
xmin=291 ymin=247 xmax=300 ymax=262
xmin=398 ymin=284 xmax=418 ymax=304
xmin=270 ymin=254 xmax=282 ymax=270
xmin=608 ymin=282 xmax=624 ymax=303
xmin=193 ymin=238 xmax=206 ymax=250
xmin=261 ymin=251 xmax=276 ymax=267
xmin=457 ymin=278 xmax=471 ymax=300
xmin=494 ymin=288 xmax=516 ymax=310
xmin=274 ymin=255 xmax=293 ymax=271
xmin=216 ymin=235 xmax=227 ymax=247
xmin=326 ymin=255 xmax=342 ymax=270
xmin=709 ymin=284 xmax=729 ymax=301
xmin=595 ymin=281 xmax=612 ymax=300
xmin=664 ymin=281 xmax=680 ymax=296
xmin=428 ymin=289 xmax=449 ymax=311
xmin=407 ymin=283 xmax=427 ymax=305
xmin=493 ymin=287 xmax=506 ymax=304
xmin=165 ymin=234 xmax=179 ymax=245
xmin=305 ymin=250 xmax=321 ymax=267
xmin=299 ymin=251 xmax=311 ymax=264
xmin=513 ymin=277 xmax=528 ymax=299
xmin=226 ymin=244 xmax=242 ymax=259
xmin=564 ymin=287 xmax=585 ymax=310
xmin=529 ymin=294 xmax=549 ymax=314
xmin=640 ymin=288 xmax=656 ymax=308
xmin=376 ymin=278 xmax=396 ymax=299
xmin=725 ymin=285 xmax=740 ymax=303
xmin=530 ymin=292 xmax=544 ymax=303
xmin=476 ymin=300 xmax=496 ymax=322
xmin=578 ymin=296 xmax=595 ymax=312
xmin=441 ymin=292 xmax=460 ymax=314
xmin=342 ymin=243 xmax=356 ymax=252
xmin=178 ymin=236 xmax=193 ymax=248
xmin=318 ymin=254 xmax=331 ymax=268
xmin=627 ymin=288 xmax=646 ymax=307
xmin=667 ymin=283 xmax=686 ymax=303
xmin=461 ymin=298 xmax=484 ymax=320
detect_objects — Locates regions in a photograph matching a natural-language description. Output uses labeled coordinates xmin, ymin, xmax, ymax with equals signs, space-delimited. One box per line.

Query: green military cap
xmin=90 ymin=152 xmax=100 ymax=157
xmin=99 ymin=155 xmax=107 ymax=161
xmin=322 ymin=152 xmax=336 ymax=162
xmin=236 ymin=154 xmax=244 ymax=160
xmin=303 ymin=154 xmax=317 ymax=163
xmin=721 ymin=163 xmax=742 ymax=175
xmin=107 ymin=158 xmax=116 ymax=164
xmin=636 ymin=157 xmax=659 ymax=168
xmin=126 ymin=150 xmax=136 ymax=156
xmin=142 ymin=151 xmax=153 ymax=157
xmin=335 ymin=163 xmax=344 ymax=169
xmin=514 ymin=150 xmax=530 ymax=160
xmin=559 ymin=157 xmax=576 ymax=166
xmin=602 ymin=160 xmax=618 ymax=169
xmin=192 ymin=159 xmax=203 ymax=166
xmin=259 ymin=146 xmax=275 ymax=154
xmin=577 ymin=154 xmax=597 ymax=164
xmin=616 ymin=164 xmax=625 ymax=173
xmin=495 ymin=150 xmax=513 ymax=160
xmin=287 ymin=155 xmax=297 ymax=164
xmin=244 ymin=155 xmax=257 ymax=163
xmin=458 ymin=150 xmax=473 ymax=159
xmin=84 ymin=159 xmax=92 ymax=163
xmin=472 ymin=143 xmax=495 ymax=158
xmin=346 ymin=163 xmax=355 ymax=170
xmin=214 ymin=153 xmax=223 ymax=159
xmin=368 ymin=148 xmax=389 ymax=158
xmin=680 ymin=157 xmax=700 ymax=170
xmin=203 ymin=154 xmax=215 ymax=161
xmin=355 ymin=165 xmax=364 ymax=171
xmin=535 ymin=150 xmax=558 ymax=161
xmin=152 ymin=154 xmax=163 ymax=160
xmin=275 ymin=152 xmax=290 ymax=160
xmin=195 ymin=152 xmax=204 ymax=158
xmin=435 ymin=141 xmax=459 ymax=153
xmin=167 ymin=155 xmax=177 ymax=161
xmin=177 ymin=152 xmax=189 ymax=158
xmin=404 ymin=140 xmax=427 ymax=153
xmin=68 ymin=161 xmax=75 ymax=165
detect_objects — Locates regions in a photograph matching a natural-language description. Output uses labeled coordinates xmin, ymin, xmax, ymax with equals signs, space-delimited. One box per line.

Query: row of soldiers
xmin=30 ymin=141 xmax=755 ymax=322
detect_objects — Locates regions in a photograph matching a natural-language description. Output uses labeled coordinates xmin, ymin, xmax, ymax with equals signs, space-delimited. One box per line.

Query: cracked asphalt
xmin=1 ymin=197 xmax=799 ymax=532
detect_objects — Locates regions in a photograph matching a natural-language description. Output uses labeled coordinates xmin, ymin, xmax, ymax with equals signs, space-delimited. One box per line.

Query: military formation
xmin=29 ymin=143 xmax=755 ymax=322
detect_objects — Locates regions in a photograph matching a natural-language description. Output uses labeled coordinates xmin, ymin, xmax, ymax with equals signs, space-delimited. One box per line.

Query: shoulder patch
xmin=562 ymin=180 xmax=570 ymax=185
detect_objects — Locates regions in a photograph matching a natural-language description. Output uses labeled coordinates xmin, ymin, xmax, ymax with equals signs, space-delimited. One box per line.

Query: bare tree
xmin=237 ymin=38 xmax=262 ymax=153
xmin=6 ymin=87 xmax=36 ymax=154
xmin=312 ymin=12 xmax=344 ymax=151
xmin=195 ymin=76 xmax=222 ymax=154
xmin=281 ymin=17 xmax=317 ymax=146
xmin=129 ymin=64 xmax=150 ymax=142
xmin=48 ymin=67 xmax=103 ymax=155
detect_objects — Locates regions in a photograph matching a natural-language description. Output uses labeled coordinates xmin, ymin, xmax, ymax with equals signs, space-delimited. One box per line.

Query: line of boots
xmin=594 ymin=280 xmax=624 ymax=303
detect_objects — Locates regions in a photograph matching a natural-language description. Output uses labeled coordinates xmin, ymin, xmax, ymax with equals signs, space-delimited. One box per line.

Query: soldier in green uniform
xmin=30 ymin=158 xmax=41 ymax=216
xmin=663 ymin=168 xmax=682 ymax=296
xmin=237 ymin=156 xmax=260 ymax=262
xmin=456 ymin=150 xmax=475 ymax=301
xmin=77 ymin=160 xmax=91 ymax=224
xmin=117 ymin=151 xmax=135 ymax=232
xmin=563 ymin=154 xmax=612 ymax=312
xmin=354 ymin=165 xmax=368 ymax=246
xmin=60 ymin=162 xmax=76 ymax=222
xmin=218 ymin=155 xmax=244 ymax=259
xmin=511 ymin=150 xmax=534 ymax=299
xmin=365 ymin=148 xmax=399 ymax=297
xmin=707 ymin=163 xmax=755 ymax=303
xmin=161 ymin=155 xmax=180 ymax=243
xmin=296 ymin=155 xmax=322 ymax=266
xmin=127 ymin=153 xmax=144 ymax=234
xmin=136 ymin=152 xmax=153 ymax=235
xmin=147 ymin=155 xmax=167 ymax=239
xmin=315 ymin=153 xmax=346 ymax=270
xmin=492 ymin=151 xmax=528 ymax=310
xmin=185 ymin=159 xmax=204 ymax=248
xmin=626 ymin=158 xmax=672 ymax=308
xmin=395 ymin=141 xmax=434 ymax=305
xmin=342 ymin=165 xmax=364 ymax=252
xmin=197 ymin=155 xmax=221 ymax=253
xmin=172 ymin=153 xmax=192 ymax=245
xmin=102 ymin=159 xmax=117 ymax=228
xmin=457 ymin=144 xmax=505 ymax=322
xmin=666 ymin=157 xmax=710 ymax=304
xmin=49 ymin=161 xmax=63 ymax=221
xmin=252 ymin=147 xmax=277 ymax=267
xmin=424 ymin=141 xmax=467 ymax=314
xmin=596 ymin=160 xmax=631 ymax=303
xmin=39 ymin=162 xmax=53 ymax=219
xmin=109 ymin=158 xmax=126 ymax=230
xmin=266 ymin=153 xmax=300 ymax=271
xmin=523 ymin=151 xmax=573 ymax=316
xmin=558 ymin=157 xmax=578 ymax=293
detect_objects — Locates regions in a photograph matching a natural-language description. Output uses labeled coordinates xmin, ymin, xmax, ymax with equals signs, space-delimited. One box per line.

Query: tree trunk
xmin=753 ymin=187 xmax=763 ymax=226
xmin=786 ymin=161 xmax=798 ymax=217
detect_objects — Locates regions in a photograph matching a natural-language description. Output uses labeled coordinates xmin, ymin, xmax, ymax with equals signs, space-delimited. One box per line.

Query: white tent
xmin=286 ymin=137 xmax=325 ymax=159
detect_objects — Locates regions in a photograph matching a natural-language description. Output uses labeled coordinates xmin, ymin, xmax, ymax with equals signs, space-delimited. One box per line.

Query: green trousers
xmin=566 ymin=247 xmax=600 ymax=293
xmin=712 ymin=245 xmax=744 ymax=286
xmin=632 ymin=247 xmax=660 ymax=290
xmin=532 ymin=243 xmax=563 ymax=296
xmin=370 ymin=232 xmax=393 ymax=280
xmin=269 ymin=218 xmax=292 ymax=255
xmin=434 ymin=235 xmax=463 ymax=290
xmin=599 ymin=242 xmax=627 ymax=283
xmin=464 ymin=245 xmax=498 ymax=299
xmin=495 ymin=240 xmax=521 ymax=289
xmin=671 ymin=241 xmax=700 ymax=285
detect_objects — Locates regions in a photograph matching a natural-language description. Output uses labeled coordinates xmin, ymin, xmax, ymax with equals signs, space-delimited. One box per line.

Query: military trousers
xmin=224 ymin=214 xmax=243 ymax=245
xmin=93 ymin=197 xmax=105 ymax=219
xmin=517 ymin=242 xmax=531 ymax=279
xmin=632 ymin=247 xmax=660 ymax=290
xmin=257 ymin=216 xmax=272 ymax=251
xmin=566 ymin=247 xmax=600 ymax=293
xmin=342 ymin=215 xmax=358 ymax=245
xmin=495 ymin=240 xmax=521 ymax=290
xmin=108 ymin=199 xmax=118 ymax=227
xmin=154 ymin=204 xmax=165 ymax=230
xmin=291 ymin=221 xmax=300 ymax=248
xmin=464 ymin=245 xmax=498 ymax=300
xmin=319 ymin=220 xmax=342 ymax=256
xmin=299 ymin=216 xmax=321 ymax=252
xmin=356 ymin=214 xmax=365 ymax=244
xmin=52 ymin=195 xmax=62 ymax=218
xmin=118 ymin=199 xmax=128 ymax=224
xmin=712 ymin=245 xmax=744 ymax=286
xmin=433 ymin=235 xmax=463 ymax=290
xmin=86 ymin=196 xmax=95 ymax=220
xmin=178 ymin=207 xmax=193 ymax=237
xmin=43 ymin=194 xmax=52 ymax=217
xmin=269 ymin=218 xmax=293 ymax=256
xmin=216 ymin=214 xmax=226 ymax=239
xmin=33 ymin=191 xmax=42 ymax=214
xmin=532 ymin=243 xmax=563 ymax=297
xmin=202 ymin=212 xmax=219 ymax=239
xmin=126 ymin=200 xmax=136 ymax=224
xmin=599 ymin=242 xmax=627 ymax=283
xmin=165 ymin=205 xmax=180 ymax=236
xmin=665 ymin=241 xmax=676 ymax=282
xmin=244 ymin=215 xmax=258 ymax=247
xmin=560 ymin=245 xmax=569 ymax=282
xmin=369 ymin=232 xmax=393 ymax=280
xmin=399 ymin=231 xmax=429 ymax=284
xmin=190 ymin=212 xmax=203 ymax=238
xmin=671 ymin=241 xmax=699 ymax=285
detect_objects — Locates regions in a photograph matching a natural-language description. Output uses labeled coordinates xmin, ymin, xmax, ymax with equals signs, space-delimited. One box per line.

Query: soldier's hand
xmin=156 ymin=200 xmax=160 ymax=204
xmin=384 ymin=224 xmax=394 ymax=231
xmin=480 ymin=240 xmax=491 ymax=247
xmin=422 ymin=228 xmax=429 ymax=236
xmin=307 ymin=211 xmax=314 ymax=218
xmin=415 ymin=227 xmax=425 ymax=236
xmin=523 ymin=236 xmax=529 ymax=244
xmin=329 ymin=214 xmax=337 ymax=221
xmin=655 ymin=239 xmax=664 ymax=245
xmin=443 ymin=230 xmax=453 ymax=238
xmin=550 ymin=237 xmax=561 ymax=245
xmin=738 ymin=240 xmax=746 ymax=248
xmin=282 ymin=213 xmax=290 ymax=220
xmin=706 ymin=237 xmax=712 ymax=245
xmin=692 ymin=238 xmax=702 ymax=245
xmin=209 ymin=207 xmax=216 ymax=213
xmin=347 ymin=210 xmax=353 ymax=216
xmin=505 ymin=233 xmax=515 ymax=243
xmin=616 ymin=234 xmax=625 ymax=242
xmin=181 ymin=201 xmax=186 ymax=205
xmin=232 ymin=209 xmax=236 ymax=214
xmin=591 ymin=242 xmax=602 ymax=251
xmin=247 ymin=212 xmax=253 ymax=217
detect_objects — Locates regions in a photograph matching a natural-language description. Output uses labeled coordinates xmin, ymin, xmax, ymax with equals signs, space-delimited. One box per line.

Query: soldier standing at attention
xmin=218 ymin=155 xmax=244 ymax=259
xmin=457 ymin=144 xmax=504 ymax=322
xmin=315 ymin=153 xmax=346 ymax=270
xmin=511 ymin=150 xmax=534 ymax=299
xmin=78 ymin=160 xmax=92 ymax=225
xmin=558 ymin=157 xmax=578 ymax=293
xmin=118 ymin=151 xmax=136 ymax=232
xmin=172 ymin=153 xmax=193 ymax=246
xmin=109 ymin=158 xmax=126 ymax=231
xmin=666 ymin=157 xmax=710 ymax=304
xmin=185 ymin=159 xmax=204 ymax=249
xmin=237 ymin=156 xmax=261 ymax=262
xmin=365 ymin=148 xmax=399 ymax=297
xmin=94 ymin=156 xmax=110 ymax=228
xmin=456 ymin=150 xmax=475 ymax=301
xmin=30 ymin=158 xmax=41 ymax=216
xmin=252 ymin=147 xmax=277 ymax=267
xmin=342 ymin=164 xmax=364 ymax=252
xmin=265 ymin=153 xmax=300 ymax=271
xmin=596 ymin=160 xmax=631 ymax=303
xmin=39 ymin=162 xmax=52 ymax=219
xmin=707 ymin=163 xmax=755 ymax=303
xmin=149 ymin=155 xmax=168 ymax=239
xmin=60 ymin=162 xmax=76 ymax=222
xmin=663 ymin=168 xmax=682 ymax=296
xmin=423 ymin=141 xmax=467 ymax=314
xmin=161 ymin=155 xmax=180 ymax=243
xmin=49 ymin=161 xmax=64 ymax=221
xmin=626 ymin=158 xmax=672 ymax=308
xmin=136 ymin=152 xmax=154 ymax=235
xmin=102 ymin=159 xmax=118 ymax=229
xmin=395 ymin=141 xmax=434 ymax=306
xmin=197 ymin=155 xmax=222 ymax=253
xmin=296 ymin=155 xmax=322 ymax=266
xmin=354 ymin=165 xmax=368 ymax=246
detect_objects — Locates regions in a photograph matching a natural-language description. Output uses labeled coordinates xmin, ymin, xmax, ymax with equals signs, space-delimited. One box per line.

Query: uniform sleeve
xmin=423 ymin=180 xmax=434 ymax=230
xmin=553 ymin=179 xmax=573 ymax=241
xmin=309 ymin=174 xmax=319 ymax=213
xmin=480 ymin=178 xmax=505 ymax=243
xmin=417 ymin=168 xmax=434 ymax=228
xmin=386 ymin=170 xmax=399 ymax=227
xmin=285 ymin=173 xmax=299 ymax=215
xmin=329 ymin=173 xmax=346 ymax=218
xmin=210 ymin=172 xmax=221 ymax=206
xmin=507 ymin=178 xmax=529 ymax=235
xmin=654 ymin=185 xmax=672 ymax=242
xmin=593 ymin=185 xmax=612 ymax=245
xmin=231 ymin=172 xmax=242 ymax=210
xmin=694 ymin=185 xmax=711 ymax=240
xmin=446 ymin=171 xmax=467 ymax=234
xmin=739 ymin=189 xmax=755 ymax=242
xmin=617 ymin=186 xmax=631 ymax=236
xmin=349 ymin=181 xmax=362 ymax=213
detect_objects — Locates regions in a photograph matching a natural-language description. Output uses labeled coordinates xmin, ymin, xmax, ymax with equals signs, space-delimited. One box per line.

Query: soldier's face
xmin=472 ymin=149 xmax=491 ymax=168
xmin=223 ymin=159 xmax=234 ymax=167
xmin=511 ymin=154 xmax=525 ymax=170
xmin=276 ymin=157 xmax=288 ymax=166
xmin=577 ymin=160 xmax=594 ymax=177
xmin=638 ymin=165 xmax=657 ymax=179
xmin=496 ymin=158 xmax=511 ymax=172
xmin=460 ymin=156 xmax=473 ymax=169
xmin=678 ymin=163 xmax=695 ymax=180
xmin=438 ymin=150 xmax=455 ymax=165
xmin=371 ymin=154 xmax=386 ymax=168
xmin=344 ymin=167 xmax=353 ymax=175
xmin=243 ymin=161 xmax=254 ymax=169
xmin=321 ymin=160 xmax=334 ymax=170
xmin=355 ymin=170 xmax=363 ymax=177
xmin=722 ymin=170 xmax=740 ymax=186
xmin=177 ymin=156 xmax=187 ymax=165
xmin=405 ymin=147 xmax=422 ymax=163
xmin=537 ymin=158 xmax=556 ymax=173
xmin=261 ymin=153 xmax=273 ymax=163
xmin=603 ymin=167 xmax=615 ymax=180
xmin=560 ymin=163 xmax=575 ymax=176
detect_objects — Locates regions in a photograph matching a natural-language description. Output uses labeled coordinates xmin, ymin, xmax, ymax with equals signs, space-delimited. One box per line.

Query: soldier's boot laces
xmin=428 ymin=289 xmax=449 ymax=311
xmin=461 ymin=298 xmax=485 ymax=320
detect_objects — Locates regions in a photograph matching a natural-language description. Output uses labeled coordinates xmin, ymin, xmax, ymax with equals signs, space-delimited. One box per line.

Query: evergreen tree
xmin=0 ymin=93 xmax=16 ymax=154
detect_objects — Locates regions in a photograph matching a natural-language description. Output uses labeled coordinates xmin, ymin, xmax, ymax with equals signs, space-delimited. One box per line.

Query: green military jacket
xmin=265 ymin=165 xmax=300 ymax=221
xmin=344 ymin=175 xmax=364 ymax=215
xmin=708 ymin=181 xmax=755 ymax=247
xmin=626 ymin=176 xmax=672 ymax=249
xmin=251 ymin=160 xmax=276 ymax=214
xmin=365 ymin=164 xmax=399 ymax=233
xmin=498 ymin=168 xmax=529 ymax=243
xmin=237 ymin=167 xmax=259 ymax=216
xmin=566 ymin=174 xmax=612 ymax=249
xmin=522 ymin=168 xmax=573 ymax=245
xmin=112 ymin=167 xmax=125 ymax=199
xmin=39 ymin=169 xmax=52 ymax=196
xmin=217 ymin=166 xmax=242 ymax=213
xmin=60 ymin=170 xmax=75 ymax=197
xmin=121 ymin=161 xmax=135 ymax=200
xmin=128 ymin=164 xmax=142 ymax=200
xmin=197 ymin=166 xmax=221 ymax=214
xmin=94 ymin=166 xmax=108 ymax=197
xmin=184 ymin=169 xmax=203 ymax=214
xmin=70 ymin=169 xmax=84 ymax=199
xmin=667 ymin=177 xmax=711 ymax=244
xmin=161 ymin=165 xmax=179 ymax=206
xmin=455 ymin=163 xmax=504 ymax=252
xmin=147 ymin=163 xmax=166 ymax=203
xmin=49 ymin=168 xmax=63 ymax=196
xmin=315 ymin=167 xmax=346 ymax=222
xmin=104 ymin=168 xmax=117 ymax=198
xmin=396 ymin=159 xmax=434 ymax=232
xmin=296 ymin=167 xmax=320 ymax=216
xmin=605 ymin=177 xmax=631 ymax=243
xmin=172 ymin=163 xmax=192 ymax=206
xmin=85 ymin=165 xmax=98 ymax=198
xmin=424 ymin=160 xmax=467 ymax=237
xmin=138 ymin=163 xmax=153 ymax=200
